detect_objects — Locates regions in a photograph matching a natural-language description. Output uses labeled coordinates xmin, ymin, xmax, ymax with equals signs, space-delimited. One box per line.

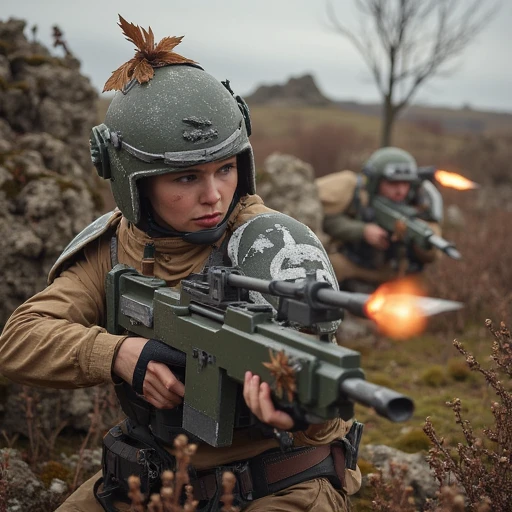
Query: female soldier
xmin=0 ymin=17 xmax=359 ymax=511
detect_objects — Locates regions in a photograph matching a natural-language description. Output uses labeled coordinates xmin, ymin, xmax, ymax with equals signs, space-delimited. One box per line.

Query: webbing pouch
xmin=100 ymin=423 xmax=164 ymax=499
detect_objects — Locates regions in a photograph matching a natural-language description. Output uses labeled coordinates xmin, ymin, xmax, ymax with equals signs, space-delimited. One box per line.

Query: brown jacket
xmin=0 ymin=194 xmax=356 ymax=485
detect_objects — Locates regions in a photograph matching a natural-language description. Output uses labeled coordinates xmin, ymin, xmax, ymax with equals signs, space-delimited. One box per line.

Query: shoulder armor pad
xmin=316 ymin=170 xmax=359 ymax=216
xmin=417 ymin=180 xmax=443 ymax=222
xmin=48 ymin=210 xmax=123 ymax=284
xmin=228 ymin=212 xmax=340 ymax=334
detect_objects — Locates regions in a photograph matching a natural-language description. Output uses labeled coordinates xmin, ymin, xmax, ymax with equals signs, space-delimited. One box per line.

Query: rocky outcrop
xmin=245 ymin=74 xmax=332 ymax=107
xmin=0 ymin=18 xmax=116 ymax=442
xmin=0 ymin=18 xmax=101 ymax=328
xmin=1 ymin=449 xmax=67 ymax=511
xmin=256 ymin=152 xmax=327 ymax=243
xmin=360 ymin=444 xmax=439 ymax=507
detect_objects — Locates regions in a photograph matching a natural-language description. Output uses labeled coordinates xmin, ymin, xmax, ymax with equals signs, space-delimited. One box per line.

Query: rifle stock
xmin=106 ymin=264 xmax=414 ymax=447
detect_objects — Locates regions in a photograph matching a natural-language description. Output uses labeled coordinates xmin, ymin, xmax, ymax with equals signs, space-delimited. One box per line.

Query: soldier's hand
xmin=363 ymin=223 xmax=389 ymax=250
xmin=243 ymin=371 xmax=294 ymax=431
xmin=113 ymin=337 xmax=185 ymax=409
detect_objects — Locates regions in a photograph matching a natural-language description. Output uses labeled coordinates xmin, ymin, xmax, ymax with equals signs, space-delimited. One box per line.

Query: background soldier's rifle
xmin=371 ymin=195 xmax=462 ymax=260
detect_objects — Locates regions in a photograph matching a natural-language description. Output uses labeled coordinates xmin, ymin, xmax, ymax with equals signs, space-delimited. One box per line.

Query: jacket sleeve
xmin=323 ymin=212 xmax=366 ymax=243
xmin=0 ymin=233 xmax=126 ymax=388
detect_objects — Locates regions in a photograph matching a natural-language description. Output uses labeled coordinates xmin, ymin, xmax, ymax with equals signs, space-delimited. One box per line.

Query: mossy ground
xmin=343 ymin=323 xmax=496 ymax=451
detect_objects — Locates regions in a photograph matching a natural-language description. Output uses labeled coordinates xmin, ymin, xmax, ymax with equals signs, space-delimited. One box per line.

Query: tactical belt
xmin=95 ymin=420 xmax=346 ymax=511
xmin=190 ymin=442 xmax=346 ymax=503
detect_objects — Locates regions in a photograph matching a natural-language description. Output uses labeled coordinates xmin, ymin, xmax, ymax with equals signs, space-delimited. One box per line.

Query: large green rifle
xmin=372 ymin=195 xmax=461 ymax=260
xmin=106 ymin=264 xmax=423 ymax=447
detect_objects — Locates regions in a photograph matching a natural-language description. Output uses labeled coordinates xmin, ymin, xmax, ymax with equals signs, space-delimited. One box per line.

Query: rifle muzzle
xmin=429 ymin=234 xmax=462 ymax=260
xmin=340 ymin=378 xmax=414 ymax=422
xmin=444 ymin=246 xmax=462 ymax=260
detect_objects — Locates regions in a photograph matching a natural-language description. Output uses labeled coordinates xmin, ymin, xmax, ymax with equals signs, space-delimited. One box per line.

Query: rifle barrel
xmin=429 ymin=234 xmax=462 ymax=260
xmin=227 ymin=273 xmax=368 ymax=317
xmin=227 ymin=273 xmax=272 ymax=294
xmin=340 ymin=378 xmax=414 ymax=422
xmin=417 ymin=166 xmax=436 ymax=182
xmin=444 ymin=246 xmax=462 ymax=260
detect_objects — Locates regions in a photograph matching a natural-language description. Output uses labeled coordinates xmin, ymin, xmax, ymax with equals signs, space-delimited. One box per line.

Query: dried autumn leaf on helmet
xmin=103 ymin=15 xmax=197 ymax=92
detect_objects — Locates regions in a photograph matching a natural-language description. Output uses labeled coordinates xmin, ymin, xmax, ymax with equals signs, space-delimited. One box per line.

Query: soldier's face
xmin=378 ymin=179 xmax=411 ymax=202
xmin=145 ymin=157 xmax=238 ymax=232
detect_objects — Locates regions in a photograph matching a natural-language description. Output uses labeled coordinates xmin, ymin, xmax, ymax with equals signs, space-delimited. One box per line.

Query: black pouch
xmin=342 ymin=420 xmax=364 ymax=470
xmin=97 ymin=422 xmax=167 ymax=507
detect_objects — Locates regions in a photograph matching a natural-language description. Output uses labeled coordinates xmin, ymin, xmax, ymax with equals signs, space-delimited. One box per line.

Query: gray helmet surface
xmin=90 ymin=65 xmax=255 ymax=226
xmin=363 ymin=147 xmax=418 ymax=197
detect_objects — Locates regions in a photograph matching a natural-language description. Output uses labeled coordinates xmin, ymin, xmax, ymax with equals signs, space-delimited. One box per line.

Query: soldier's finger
xmin=243 ymin=371 xmax=253 ymax=404
xmin=146 ymin=361 xmax=185 ymax=397
xmin=258 ymin=382 xmax=293 ymax=430
xmin=143 ymin=380 xmax=182 ymax=409
xmin=245 ymin=373 xmax=262 ymax=417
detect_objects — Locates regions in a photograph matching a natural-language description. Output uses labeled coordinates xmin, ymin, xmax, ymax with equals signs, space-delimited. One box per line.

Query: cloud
xmin=3 ymin=0 xmax=511 ymax=112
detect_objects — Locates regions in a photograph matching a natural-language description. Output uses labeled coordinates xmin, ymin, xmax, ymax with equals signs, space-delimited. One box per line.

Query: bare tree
xmin=327 ymin=0 xmax=499 ymax=146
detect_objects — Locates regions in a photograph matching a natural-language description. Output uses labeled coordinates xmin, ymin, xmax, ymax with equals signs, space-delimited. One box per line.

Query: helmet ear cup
xmin=90 ymin=124 xmax=112 ymax=179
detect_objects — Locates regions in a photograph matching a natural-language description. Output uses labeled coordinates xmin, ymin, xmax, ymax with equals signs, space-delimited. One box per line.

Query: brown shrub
xmin=250 ymin=119 xmax=374 ymax=177
xmin=450 ymin=134 xmax=512 ymax=187
xmin=425 ymin=200 xmax=512 ymax=331
xmin=369 ymin=462 xmax=416 ymax=512
xmin=423 ymin=320 xmax=512 ymax=512
xmin=292 ymin=123 xmax=374 ymax=177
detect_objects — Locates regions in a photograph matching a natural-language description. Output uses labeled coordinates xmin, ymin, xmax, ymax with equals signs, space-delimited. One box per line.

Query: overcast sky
xmin=3 ymin=0 xmax=511 ymax=112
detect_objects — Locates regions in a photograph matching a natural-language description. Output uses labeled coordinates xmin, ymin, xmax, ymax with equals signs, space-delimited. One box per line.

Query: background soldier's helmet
xmin=362 ymin=147 xmax=418 ymax=197
xmin=90 ymin=64 xmax=255 ymax=226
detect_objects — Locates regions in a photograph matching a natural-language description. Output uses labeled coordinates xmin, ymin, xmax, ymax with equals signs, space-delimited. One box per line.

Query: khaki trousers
xmin=55 ymin=471 xmax=350 ymax=511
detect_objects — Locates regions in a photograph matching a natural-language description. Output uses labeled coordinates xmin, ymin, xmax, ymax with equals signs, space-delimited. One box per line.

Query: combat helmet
xmin=90 ymin=17 xmax=254 ymax=243
xmin=362 ymin=147 xmax=418 ymax=198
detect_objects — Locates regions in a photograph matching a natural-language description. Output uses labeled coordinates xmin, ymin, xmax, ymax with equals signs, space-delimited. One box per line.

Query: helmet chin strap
xmin=144 ymin=193 xmax=239 ymax=245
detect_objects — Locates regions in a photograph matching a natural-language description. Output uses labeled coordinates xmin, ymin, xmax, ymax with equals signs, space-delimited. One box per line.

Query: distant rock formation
xmin=245 ymin=73 xmax=332 ymax=107
xmin=0 ymin=18 xmax=101 ymax=328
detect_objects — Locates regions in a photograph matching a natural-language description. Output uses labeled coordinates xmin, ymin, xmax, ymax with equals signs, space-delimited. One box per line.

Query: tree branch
xmin=326 ymin=0 xmax=501 ymax=143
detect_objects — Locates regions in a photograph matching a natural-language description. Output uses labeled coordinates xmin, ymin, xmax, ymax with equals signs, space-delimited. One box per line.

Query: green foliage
xmin=394 ymin=428 xmax=431 ymax=453
xmin=38 ymin=460 xmax=70 ymax=488
xmin=350 ymin=326 xmax=495 ymax=452
xmin=357 ymin=457 xmax=377 ymax=476
xmin=446 ymin=357 xmax=472 ymax=381
xmin=366 ymin=371 xmax=394 ymax=390
xmin=421 ymin=365 xmax=448 ymax=387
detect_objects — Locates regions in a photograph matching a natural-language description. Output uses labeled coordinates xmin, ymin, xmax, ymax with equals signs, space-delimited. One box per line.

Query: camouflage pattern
xmin=228 ymin=212 xmax=341 ymax=334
